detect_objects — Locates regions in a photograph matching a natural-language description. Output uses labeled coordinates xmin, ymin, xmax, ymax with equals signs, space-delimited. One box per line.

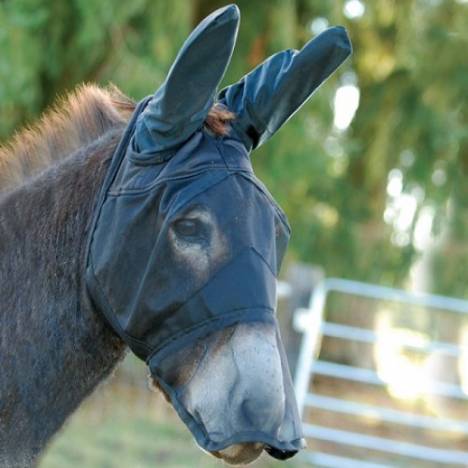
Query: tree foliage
xmin=0 ymin=0 xmax=466 ymax=297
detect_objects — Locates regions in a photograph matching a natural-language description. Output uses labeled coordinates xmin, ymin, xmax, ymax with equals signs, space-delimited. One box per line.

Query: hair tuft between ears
xmin=204 ymin=103 xmax=235 ymax=136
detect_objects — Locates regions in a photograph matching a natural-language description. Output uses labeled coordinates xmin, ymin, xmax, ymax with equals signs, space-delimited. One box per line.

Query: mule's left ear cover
xmin=219 ymin=26 xmax=352 ymax=151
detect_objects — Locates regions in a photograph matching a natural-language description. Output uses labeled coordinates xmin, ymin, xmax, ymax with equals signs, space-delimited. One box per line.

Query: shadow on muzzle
xmin=149 ymin=322 xmax=305 ymax=464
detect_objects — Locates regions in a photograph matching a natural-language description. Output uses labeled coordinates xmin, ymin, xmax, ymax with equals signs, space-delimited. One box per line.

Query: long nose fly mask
xmin=85 ymin=4 xmax=351 ymax=460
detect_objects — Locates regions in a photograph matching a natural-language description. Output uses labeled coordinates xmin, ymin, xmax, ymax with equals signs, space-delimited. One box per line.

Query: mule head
xmin=86 ymin=4 xmax=351 ymax=465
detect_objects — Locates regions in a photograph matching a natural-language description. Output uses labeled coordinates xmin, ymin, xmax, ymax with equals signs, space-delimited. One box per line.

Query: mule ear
xmin=218 ymin=26 xmax=352 ymax=151
xmin=133 ymin=5 xmax=240 ymax=159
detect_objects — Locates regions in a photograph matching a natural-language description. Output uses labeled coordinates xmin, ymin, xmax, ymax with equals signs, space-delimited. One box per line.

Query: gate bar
xmin=305 ymin=393 xmax=468 ymax=433
xmin=303 ymin=424 xmax=468 ymax=465
xmin=302 ymin=451 xmax=393 ymax=468
xmin=321 ymin=321 xmax=463 ymax=357
xmin=320 ymin=278 xmax=468 ymax=315
xmin=312 ymin=360 xmax=468 ymax=400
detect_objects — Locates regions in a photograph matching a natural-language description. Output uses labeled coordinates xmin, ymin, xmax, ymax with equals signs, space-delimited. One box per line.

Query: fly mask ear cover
xmin=85 ymin=5 xmax=351 ymax=460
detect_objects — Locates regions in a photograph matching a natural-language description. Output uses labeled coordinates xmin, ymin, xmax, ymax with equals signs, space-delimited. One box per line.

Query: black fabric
xmin=132 ymin=5 xmax=239 ymax=161
xmin=219 ymin=26 xmax=352 ymax=151
xmin=86 ymin=112 xmax=304 ymax=455
xmin=86 ymin=113 xmax=290 ymax=363
xmin=85 ymin=4 xmax=352 ymax=460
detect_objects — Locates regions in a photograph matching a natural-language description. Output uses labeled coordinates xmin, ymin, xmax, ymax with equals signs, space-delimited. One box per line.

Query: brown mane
xmin=0 ymin=84 xmax=235 ymax=194
xmin=0 ymin=84 xmax=134 ymax=193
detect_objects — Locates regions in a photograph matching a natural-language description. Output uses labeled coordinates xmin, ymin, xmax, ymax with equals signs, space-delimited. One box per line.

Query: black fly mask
xmin=85 ymin=4 xmax=351 ymax=461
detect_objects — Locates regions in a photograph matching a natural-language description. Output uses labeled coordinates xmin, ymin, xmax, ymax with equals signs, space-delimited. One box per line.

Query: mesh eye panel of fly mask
xmin=85 ymin=4 xmax=351 ymax=460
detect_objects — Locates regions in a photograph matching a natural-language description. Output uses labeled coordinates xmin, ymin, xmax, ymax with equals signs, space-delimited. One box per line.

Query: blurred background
xmin=1 ymin=0 xmax=466 ymax=466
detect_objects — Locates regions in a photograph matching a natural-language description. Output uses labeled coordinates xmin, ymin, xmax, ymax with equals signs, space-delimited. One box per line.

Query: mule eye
xmin=173 ymin=219 xmax=201 ymax=238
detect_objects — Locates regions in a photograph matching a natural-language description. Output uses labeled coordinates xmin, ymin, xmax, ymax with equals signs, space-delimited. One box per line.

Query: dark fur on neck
xmin=0 ymin=130 xmax=127 ymax=467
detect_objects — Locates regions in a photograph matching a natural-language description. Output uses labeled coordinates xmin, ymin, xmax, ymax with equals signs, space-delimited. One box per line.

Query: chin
xmin=210 ymin=443 xmax=264 ymax=465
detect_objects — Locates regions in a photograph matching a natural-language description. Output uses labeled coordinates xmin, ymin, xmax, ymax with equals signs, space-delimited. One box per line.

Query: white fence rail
xmin=293 ymin=278 xmax=468 ymax=467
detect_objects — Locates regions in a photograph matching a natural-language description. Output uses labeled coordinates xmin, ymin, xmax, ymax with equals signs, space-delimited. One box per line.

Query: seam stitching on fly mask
xmin=146 ymin=307 xmax=275 ymax=366
xmin=107 ymin=133 xmax=253 ymax=196
xmin=148 ymin=310 xmax=277 ymax=378
xmin=238 ymin=173 xmax=291 ymax=233
xmin=106 ymin=168 xmax=232 ymax=196
xmin=86 ymin=262 xmax=153 ymax=354
xmin=84 ymin=96 xmax=154 ymax=355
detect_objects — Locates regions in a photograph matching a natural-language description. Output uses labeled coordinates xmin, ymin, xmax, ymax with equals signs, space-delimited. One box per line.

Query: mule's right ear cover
xmin=132 ymin=4 xmax=240 ymax=162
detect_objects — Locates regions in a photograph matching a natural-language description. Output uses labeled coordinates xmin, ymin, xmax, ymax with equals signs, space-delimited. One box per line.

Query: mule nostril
xmin=240 ymin=395 xmax=284 ymax=431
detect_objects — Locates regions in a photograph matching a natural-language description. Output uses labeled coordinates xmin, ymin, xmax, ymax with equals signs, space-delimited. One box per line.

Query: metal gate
xmin=293 ymin=278 xmax=468 ymax=467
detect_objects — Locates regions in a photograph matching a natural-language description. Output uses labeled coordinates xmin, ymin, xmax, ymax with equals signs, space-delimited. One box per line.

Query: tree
xmin=1 ymin=0 xmax=466 ymax=297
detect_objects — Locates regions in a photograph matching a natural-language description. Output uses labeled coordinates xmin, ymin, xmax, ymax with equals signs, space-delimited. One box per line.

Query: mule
xmin=0 ymin=5 xmax=351 ymax=466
